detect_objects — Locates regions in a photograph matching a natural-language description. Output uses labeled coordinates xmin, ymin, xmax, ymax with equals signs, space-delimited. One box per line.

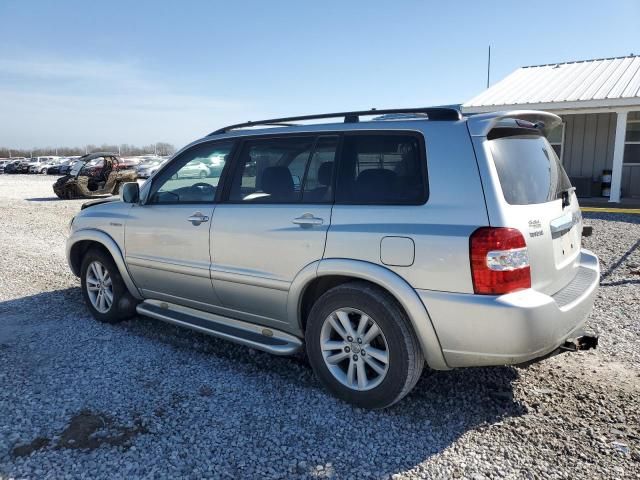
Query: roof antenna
xmin=486 ymin=45 xmax=491 ymax=88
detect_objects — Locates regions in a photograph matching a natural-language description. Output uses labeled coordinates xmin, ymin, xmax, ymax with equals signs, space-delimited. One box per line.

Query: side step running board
xmin=136 ymin=300 xmax=303 ymax=355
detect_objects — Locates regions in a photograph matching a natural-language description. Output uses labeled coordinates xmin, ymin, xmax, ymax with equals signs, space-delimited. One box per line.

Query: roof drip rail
xmin=208 ymin=107 xmax=462 ymax=135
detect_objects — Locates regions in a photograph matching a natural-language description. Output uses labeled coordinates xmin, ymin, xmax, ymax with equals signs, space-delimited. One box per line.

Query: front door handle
xmin=187 ymin=212 xmax=209 ymax=226
xmin=292 ymin=213 xmax=324 ymax=228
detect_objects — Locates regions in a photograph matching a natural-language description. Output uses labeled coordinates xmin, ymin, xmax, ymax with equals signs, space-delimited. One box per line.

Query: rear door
xmin=480 ymin=132 xmax=581 ymax=295
xmin=211 ymin=135 xmax=338 ymax=331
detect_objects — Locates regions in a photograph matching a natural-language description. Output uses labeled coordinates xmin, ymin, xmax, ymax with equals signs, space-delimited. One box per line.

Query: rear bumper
xmin=418 ymin=249 xmax=600 ymax=367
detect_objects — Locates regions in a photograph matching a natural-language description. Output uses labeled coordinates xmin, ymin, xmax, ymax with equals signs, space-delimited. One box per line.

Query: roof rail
xmin=208 ymin=107 xmax=462 ymax=135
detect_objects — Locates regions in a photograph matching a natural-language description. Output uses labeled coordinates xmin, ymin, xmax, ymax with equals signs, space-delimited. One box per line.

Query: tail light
xmin=470 ymin=227 xmax=531 ymax=294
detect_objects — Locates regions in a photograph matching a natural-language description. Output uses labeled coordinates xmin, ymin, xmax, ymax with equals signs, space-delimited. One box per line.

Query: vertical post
xmin=487 ymin=45 xmax=491 ymax=88
xmin=609 ymin=110 xmax=628 ymax=203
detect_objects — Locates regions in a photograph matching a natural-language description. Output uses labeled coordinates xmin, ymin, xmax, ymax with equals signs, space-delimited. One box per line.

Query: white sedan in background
xmin=136 ymin=158 xmax=168 ymax=179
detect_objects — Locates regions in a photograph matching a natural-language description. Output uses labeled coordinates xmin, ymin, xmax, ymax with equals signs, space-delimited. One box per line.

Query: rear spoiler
xmin=466 ymin=110 xmax=562 ymax=138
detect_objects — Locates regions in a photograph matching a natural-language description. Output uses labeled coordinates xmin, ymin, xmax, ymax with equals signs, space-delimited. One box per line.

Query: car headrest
xmin=261 ymin=166 xmax=294 ymax=200
xmin=355 ymin=168 xmax=397 ymax=202
xmin=317 ymin=161 xmax=334 ymax=186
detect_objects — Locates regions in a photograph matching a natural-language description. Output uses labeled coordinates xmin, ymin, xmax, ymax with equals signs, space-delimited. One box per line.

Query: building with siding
xmin=462 ymin=55 xmax=640 ymax=202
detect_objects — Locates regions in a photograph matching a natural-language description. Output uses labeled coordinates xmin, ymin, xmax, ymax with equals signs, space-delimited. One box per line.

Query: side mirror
xmin=121 ymin=182 xmax=140 ymax=203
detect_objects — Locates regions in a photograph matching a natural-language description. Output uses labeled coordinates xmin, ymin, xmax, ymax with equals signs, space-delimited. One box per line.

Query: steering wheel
xmin=192 ymin=182 xmax=214 ymax=190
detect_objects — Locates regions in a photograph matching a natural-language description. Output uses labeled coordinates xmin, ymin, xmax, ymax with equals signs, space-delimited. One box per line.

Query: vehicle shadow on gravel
xmin=120 ymin=307 xmax=528 ymax=476
xmin=25 ymin=197 xmax=66 ymax=202
xmin=1 ymin=288 xmax=526 ymax=478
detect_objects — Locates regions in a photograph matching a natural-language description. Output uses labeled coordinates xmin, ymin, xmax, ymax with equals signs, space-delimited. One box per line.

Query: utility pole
xmin=487 ymin=45 xmax=491 ymax=88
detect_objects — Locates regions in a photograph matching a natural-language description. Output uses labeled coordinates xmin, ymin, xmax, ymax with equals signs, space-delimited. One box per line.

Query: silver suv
xmin=67 ymin=107 xmax=600 ymax=408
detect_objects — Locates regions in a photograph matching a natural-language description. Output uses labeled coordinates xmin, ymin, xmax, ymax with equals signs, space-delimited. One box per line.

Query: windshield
xmin=489 ymin=135 xmax=572 ymax=205
xmin=69 ymin=160 xmax=85 ymax=175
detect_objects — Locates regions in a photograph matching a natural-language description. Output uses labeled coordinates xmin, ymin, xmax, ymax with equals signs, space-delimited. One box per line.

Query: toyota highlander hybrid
xmin=66 ymin=107 xmax=600 ymax=408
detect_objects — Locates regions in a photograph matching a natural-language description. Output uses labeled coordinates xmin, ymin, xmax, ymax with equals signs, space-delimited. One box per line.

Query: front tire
xmin=80 ymin=248 xmax=137 ymax=323
xmin=305 ymin=281 xmax=424 ymax=409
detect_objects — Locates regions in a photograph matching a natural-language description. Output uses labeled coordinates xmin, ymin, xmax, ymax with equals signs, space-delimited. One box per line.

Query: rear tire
xmin=80 ymin=248 xmax=137 ymax=323
xmin=305 ymin=281 xmax=424 ymax=409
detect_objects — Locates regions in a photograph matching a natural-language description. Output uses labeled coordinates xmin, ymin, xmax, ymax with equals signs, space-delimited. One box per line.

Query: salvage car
xmin=53 ymin=152 xmax=137 ymax=199
xmin=16 ymin=158 xmax=34 ymax=173
xmin=45 ymin=156 xmax=79 ymax=175
xmin=58 ymin=159 xmax=83 ymax=176
xmin=3 ymin=159 xmax=23 ymax=174
xmin=66 ymin=108 xmax=600 ymax=409
xmin=174 ymin=159 xmax=210 ymax=179
xmin=136 ymin=158 xmax=167 ymax=179
xmin=30 ymin=157 xmax=61 ymax=174
xmin=47 ymin=158 xmax=71 ymax=175
xmin=25 ymin=156 xmax=58 ymax=174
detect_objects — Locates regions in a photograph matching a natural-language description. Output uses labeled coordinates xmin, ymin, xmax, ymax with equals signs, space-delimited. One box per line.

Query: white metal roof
xmin=463 ymin=55 xmax=640 ymax=113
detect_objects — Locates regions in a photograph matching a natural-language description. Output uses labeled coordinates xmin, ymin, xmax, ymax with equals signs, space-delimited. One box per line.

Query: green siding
xmin=559 ymin=112 xmax=639 ymax=198
xmin=559 ymin=112 xmax=615 ymax=180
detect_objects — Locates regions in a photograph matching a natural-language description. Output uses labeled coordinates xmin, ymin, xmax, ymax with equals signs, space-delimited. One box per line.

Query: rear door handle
xmin=187 ymin=212 xmax=209 ymax=226
xmin=292 ymin=214 xmax=324 ymax=227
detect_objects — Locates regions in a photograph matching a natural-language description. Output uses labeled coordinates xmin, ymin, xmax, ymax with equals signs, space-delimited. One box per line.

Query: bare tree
xmin=1 ymin=142 xmax=177 ymax=158
xmin=155 ymin=142 xmax=176 ymax=156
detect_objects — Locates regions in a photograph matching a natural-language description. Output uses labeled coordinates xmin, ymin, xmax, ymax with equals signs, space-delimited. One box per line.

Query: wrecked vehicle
xmin=53 ymin=152 xmax=138 ymax=199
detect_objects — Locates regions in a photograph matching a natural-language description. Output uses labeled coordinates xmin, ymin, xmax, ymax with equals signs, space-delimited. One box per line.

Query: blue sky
xmin=1 ymin=0 xmax=639 ymax=149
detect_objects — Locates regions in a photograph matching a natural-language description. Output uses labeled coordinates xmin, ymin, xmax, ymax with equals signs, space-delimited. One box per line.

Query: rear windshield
xmin=488 ymin=135 xmax=572 ymax=205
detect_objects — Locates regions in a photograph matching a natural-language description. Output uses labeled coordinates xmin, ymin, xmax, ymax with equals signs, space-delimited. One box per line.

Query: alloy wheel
xmin=85 ymin=261 xmax=114 ymax=313
xmin=319 ymin=307 xmax=390 ymax=391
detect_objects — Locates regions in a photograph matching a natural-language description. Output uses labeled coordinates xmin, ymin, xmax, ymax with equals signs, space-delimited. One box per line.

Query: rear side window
xmin=228 ymin=136 xmax=338 ymax=203
xmin=489 ymin=135 xmax=572 ymax=205
xmin=335 ymin=134 xmax=427 ymax=204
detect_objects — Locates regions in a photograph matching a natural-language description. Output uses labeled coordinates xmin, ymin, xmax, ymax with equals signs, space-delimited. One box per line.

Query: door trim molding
xmin=210 ymin=267 xmax=290 ymax=291
xmin=126 ymin=255 xmax=211 ymax=279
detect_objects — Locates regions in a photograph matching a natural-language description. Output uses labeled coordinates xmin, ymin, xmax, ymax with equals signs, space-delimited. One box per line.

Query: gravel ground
xmin=0 ymin=175 xmax=638 ymax=479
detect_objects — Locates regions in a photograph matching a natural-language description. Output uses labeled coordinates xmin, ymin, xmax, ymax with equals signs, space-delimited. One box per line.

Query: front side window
xmin=335 ymin=134 xmax=427 ymax=205
xmin=228 ymin=136 xmax=338 ymax=203
xmin=149 ymin=142 xmax=233 ymax=204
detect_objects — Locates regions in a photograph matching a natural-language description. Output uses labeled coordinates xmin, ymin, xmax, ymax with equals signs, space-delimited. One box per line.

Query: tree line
xmin=0 ymin=142 xmax=176 ymax=158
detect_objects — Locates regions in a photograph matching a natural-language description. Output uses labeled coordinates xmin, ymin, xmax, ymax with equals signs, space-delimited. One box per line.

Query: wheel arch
xmin=67 ymin=229 xmax=143 ymax=300
xmin=289 ymin=259 xmax=450 ymax=370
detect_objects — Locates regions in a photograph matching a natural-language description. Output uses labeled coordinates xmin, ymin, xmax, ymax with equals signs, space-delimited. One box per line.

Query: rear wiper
xmin=560 ymin=186 xmax=576 ymax=208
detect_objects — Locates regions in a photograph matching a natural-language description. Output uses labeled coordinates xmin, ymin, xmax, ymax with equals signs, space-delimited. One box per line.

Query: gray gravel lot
xmin=0 ymin=175 xmax=639 ymax=479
